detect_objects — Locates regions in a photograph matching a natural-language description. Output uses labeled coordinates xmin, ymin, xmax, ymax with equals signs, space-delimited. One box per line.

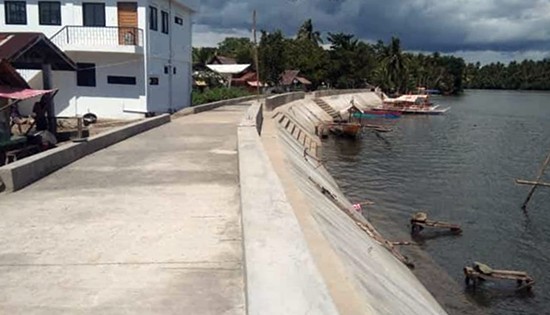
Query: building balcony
xmin=51 ymin=26 xmax=144 ymax=54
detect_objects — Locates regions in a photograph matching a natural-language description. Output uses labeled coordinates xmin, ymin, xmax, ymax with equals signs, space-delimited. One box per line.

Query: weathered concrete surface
xmin=0 ymin=114 xmax=171 ymax=193
xmin=267 ymin=96 xmax=448 ymax=315
xmin=238 ymin=106 xmax=339 ymax=315
xmin=0 ymin=105 xmax=248 ymax=314
xmin=264 ymin=92 xmax=305 ymax=111
xmin=261 ymin=117 xmax=372 ymax=315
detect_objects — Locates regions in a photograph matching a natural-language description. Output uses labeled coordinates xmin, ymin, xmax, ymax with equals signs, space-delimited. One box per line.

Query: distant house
xmin=280 ymin=70 xmax=312 ymax=91
xmin=208 ymin=55 xmax=237 ymax=65
xmin=206 ymin=64 xmax=250 ymax=88
xmin=232 ymin=71 xmax=266 ymax=93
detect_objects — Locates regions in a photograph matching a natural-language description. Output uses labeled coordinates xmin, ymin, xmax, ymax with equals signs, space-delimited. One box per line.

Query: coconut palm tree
xmin=297 ymin=19 xmax=323 ymax=45
xmin=378 ymin=37 xmax=409 ymax=93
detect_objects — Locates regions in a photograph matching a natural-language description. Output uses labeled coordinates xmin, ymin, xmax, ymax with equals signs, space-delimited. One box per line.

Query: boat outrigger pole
xmin=516 ymin=150 xmax=550 ymax=212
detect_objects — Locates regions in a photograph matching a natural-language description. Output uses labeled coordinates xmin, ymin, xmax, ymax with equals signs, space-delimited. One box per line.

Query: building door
xmin=117 ymin=2 xmax=138 ymax=45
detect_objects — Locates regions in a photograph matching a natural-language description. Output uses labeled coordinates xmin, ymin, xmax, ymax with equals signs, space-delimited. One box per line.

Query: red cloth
xmin=0 ymin=86 xmax=56 ymax=100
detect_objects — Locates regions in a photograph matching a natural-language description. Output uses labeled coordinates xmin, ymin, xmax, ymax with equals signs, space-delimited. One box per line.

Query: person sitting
xmin=9 ymin=103 xmax=27 ymax=135
xmin=32 ymin=96 xmax=49 ymax=132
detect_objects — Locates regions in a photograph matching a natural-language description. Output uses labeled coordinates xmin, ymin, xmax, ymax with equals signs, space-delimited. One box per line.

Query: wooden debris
xmin=358 ymin=200 xmax=375 ymax=206
xmin=464 ymin=262 xmax=535 ymax=292
xmin=410 ymin=211 xmax=462 ymax=235
xmin=517 ymin=151 xmax=550 ymax=211
xmin=308 ymin=176 xmax=415 ymax=268
xmin=515 ymin=179 xmax=550 ymax=188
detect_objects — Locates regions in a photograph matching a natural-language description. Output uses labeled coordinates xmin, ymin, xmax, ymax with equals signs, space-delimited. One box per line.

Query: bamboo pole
xmin=515 ymin=179 xmax=550 ymax=188
xmin=521 ymin=151 xmax=550 ymax=211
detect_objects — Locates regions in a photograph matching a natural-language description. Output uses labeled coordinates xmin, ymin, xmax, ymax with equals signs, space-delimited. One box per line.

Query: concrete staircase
xmin=313 ymin=98 xmax=341 ymax=121
xmin=272 ymin=111 xmax=320 ymax=159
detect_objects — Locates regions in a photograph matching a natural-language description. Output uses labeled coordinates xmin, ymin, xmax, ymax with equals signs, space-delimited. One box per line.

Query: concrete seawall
xmin=247 ymin=92 xmax=448 ymax=314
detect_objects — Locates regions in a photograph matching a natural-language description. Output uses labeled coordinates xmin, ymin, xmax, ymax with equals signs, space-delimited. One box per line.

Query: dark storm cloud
xmin=194 ymin=0 xmax=550 ymax=53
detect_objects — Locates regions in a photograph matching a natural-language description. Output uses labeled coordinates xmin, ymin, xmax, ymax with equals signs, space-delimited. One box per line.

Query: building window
xmin=164 ymin=66 xmax=169 ymax=74
xmin=161 ymin=11 xmax=169 ymax=34
xmin=83 ymin=3 xmax=105 ymax=27
xmin=107 ymin=76 xmax=136 ymax=85
xmin=39 ymin=1 xmax=61 ymax=25
xmin=149 ymin=6 xmax=157 ymax=31
xmin=149 ymin=77 xmax=159 ymax=85
xmin=5 ymin=1 xmax=27 ymax=25
xmin=174 ymin=16 xmax=182 ymax=25
xmin=77 ymin=63 xmax=96 ymax=87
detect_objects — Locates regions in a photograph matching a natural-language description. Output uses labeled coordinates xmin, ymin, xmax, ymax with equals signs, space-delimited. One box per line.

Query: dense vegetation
xmin=191 ymin=87 xmax=251 ymax=106
xmin=193 ymin=19 xmax=550 ymax=95
xmin=464 ymin=60 xmax=550 ymax=90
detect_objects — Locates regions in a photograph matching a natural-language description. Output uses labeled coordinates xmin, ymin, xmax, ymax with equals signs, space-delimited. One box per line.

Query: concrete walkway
xmin=0 ymin=105 xmax=249 ymax=314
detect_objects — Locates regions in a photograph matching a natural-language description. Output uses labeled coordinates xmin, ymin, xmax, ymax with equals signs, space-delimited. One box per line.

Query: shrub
xmin=192 ymin=87 xmax=252 ymax=106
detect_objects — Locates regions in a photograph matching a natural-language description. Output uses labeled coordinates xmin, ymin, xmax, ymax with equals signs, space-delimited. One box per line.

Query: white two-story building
xmin=0 ymin=0 xmax=197 ymax=119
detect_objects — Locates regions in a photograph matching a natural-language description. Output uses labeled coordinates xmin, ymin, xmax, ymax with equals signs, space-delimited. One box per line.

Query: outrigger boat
xmin=352 ymin=110 xmax=401 ymax=119
xmin=327 ymin=122 xmax=362 ymax=138
xmin=373 ymin=94 xmax=450 ymax=115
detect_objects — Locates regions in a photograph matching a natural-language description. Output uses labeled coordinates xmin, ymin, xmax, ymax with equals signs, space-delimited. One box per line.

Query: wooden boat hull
xmin=373 ymin=106 xmax=449 ymax=115
xmin=328 ymin=123 xmax=361 ymax=138
xmin=353 ymin=111 xmax=401 ymax=119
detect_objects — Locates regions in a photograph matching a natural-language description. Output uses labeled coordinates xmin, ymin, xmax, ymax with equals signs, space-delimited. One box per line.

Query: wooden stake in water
xmin=517 ymin=151 xmax=550 ymax=211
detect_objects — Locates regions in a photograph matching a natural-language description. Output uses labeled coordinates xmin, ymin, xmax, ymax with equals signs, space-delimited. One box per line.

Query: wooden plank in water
xmin=516 ymin=179 xmax=550 ymax=187
xmin=521 ymin=151 xmax=550 ymax=210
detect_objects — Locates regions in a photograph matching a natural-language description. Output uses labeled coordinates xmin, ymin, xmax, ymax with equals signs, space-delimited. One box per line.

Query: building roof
xmin=246 ymin=81 xmax=267 ymax=87
xmin=296 ymin=76 xmax=312 ymax=85
xmin=174 ymin=0 xmax=199 ymax=12
xmin=206 ymin=64 xmax=250 ymax=75
xmin=280 ymin=70 xmax=300 ymax=85
xmin=232 ymin=71 xmax=257 ymax=82
xmin=0 ymin=33 xmax=76 ymax=71
xmin=209 ymin=55 xmax=237 ymax=65
xmin=280 ymin=70 xmax=312 ymax=86
xmin=0 ymin=59 xmax=29 ymax=89
xmin=0 ymin=86 xmax=55 ymax=101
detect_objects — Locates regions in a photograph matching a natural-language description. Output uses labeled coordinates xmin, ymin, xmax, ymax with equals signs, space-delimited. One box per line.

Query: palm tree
xmin=326 ymin=32 xmax=358 ymax=51
xmin=378 ymin=37 xmax=409 ymax=93
xmin=297 ymin=19 xmax=323 ymax=45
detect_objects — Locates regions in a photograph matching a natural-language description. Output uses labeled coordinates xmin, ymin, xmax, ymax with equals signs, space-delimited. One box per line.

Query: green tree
xmin=296 ymin=19 xmax=323 ymax=45
xmin=258 ymin=30 xmax=287 ymax=85
xmin=192 ymin=47 xmax=216 ymax=70
xmin=285 ymin=38 xmax=328 ymax=88
xmin=377 ymin=37 xmax=409 ymax=93
xmin=217 ymin=37 xmax=253 ymax=64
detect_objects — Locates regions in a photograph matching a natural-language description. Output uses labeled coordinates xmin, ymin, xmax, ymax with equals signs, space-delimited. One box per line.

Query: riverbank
xmin=261 ymin=91 xmax=448 ymax=314
xmin=321 ymin=90 xmax=550 ymax=315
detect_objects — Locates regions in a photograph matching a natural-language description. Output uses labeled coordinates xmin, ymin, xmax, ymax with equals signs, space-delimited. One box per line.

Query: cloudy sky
xmin=191 ymin=0 xmax=550 ymax=64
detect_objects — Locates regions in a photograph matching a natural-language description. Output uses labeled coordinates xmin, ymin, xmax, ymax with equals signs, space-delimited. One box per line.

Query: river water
xmin=321 ymin=90 xmax=550 ymax=315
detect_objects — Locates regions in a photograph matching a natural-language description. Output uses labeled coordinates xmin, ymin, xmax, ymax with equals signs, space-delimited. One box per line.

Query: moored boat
xmin=353 ymin=110 xmax=401 ymax=119
xmin=374 ymin=94 xmax=450 ymax=115
xmin=327 ymin=122 xmax=362 ymax=138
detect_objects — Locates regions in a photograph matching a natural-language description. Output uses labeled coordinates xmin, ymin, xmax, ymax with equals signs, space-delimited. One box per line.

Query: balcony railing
xmin=51 ymin=26 xmax=144 ymax=50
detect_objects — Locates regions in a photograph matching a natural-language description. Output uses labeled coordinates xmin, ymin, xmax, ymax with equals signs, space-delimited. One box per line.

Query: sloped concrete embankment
xmin=238 ymin=101 xmax=340 ymax=315
xmin=246 ymin=92 xmax=448 ymax=314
